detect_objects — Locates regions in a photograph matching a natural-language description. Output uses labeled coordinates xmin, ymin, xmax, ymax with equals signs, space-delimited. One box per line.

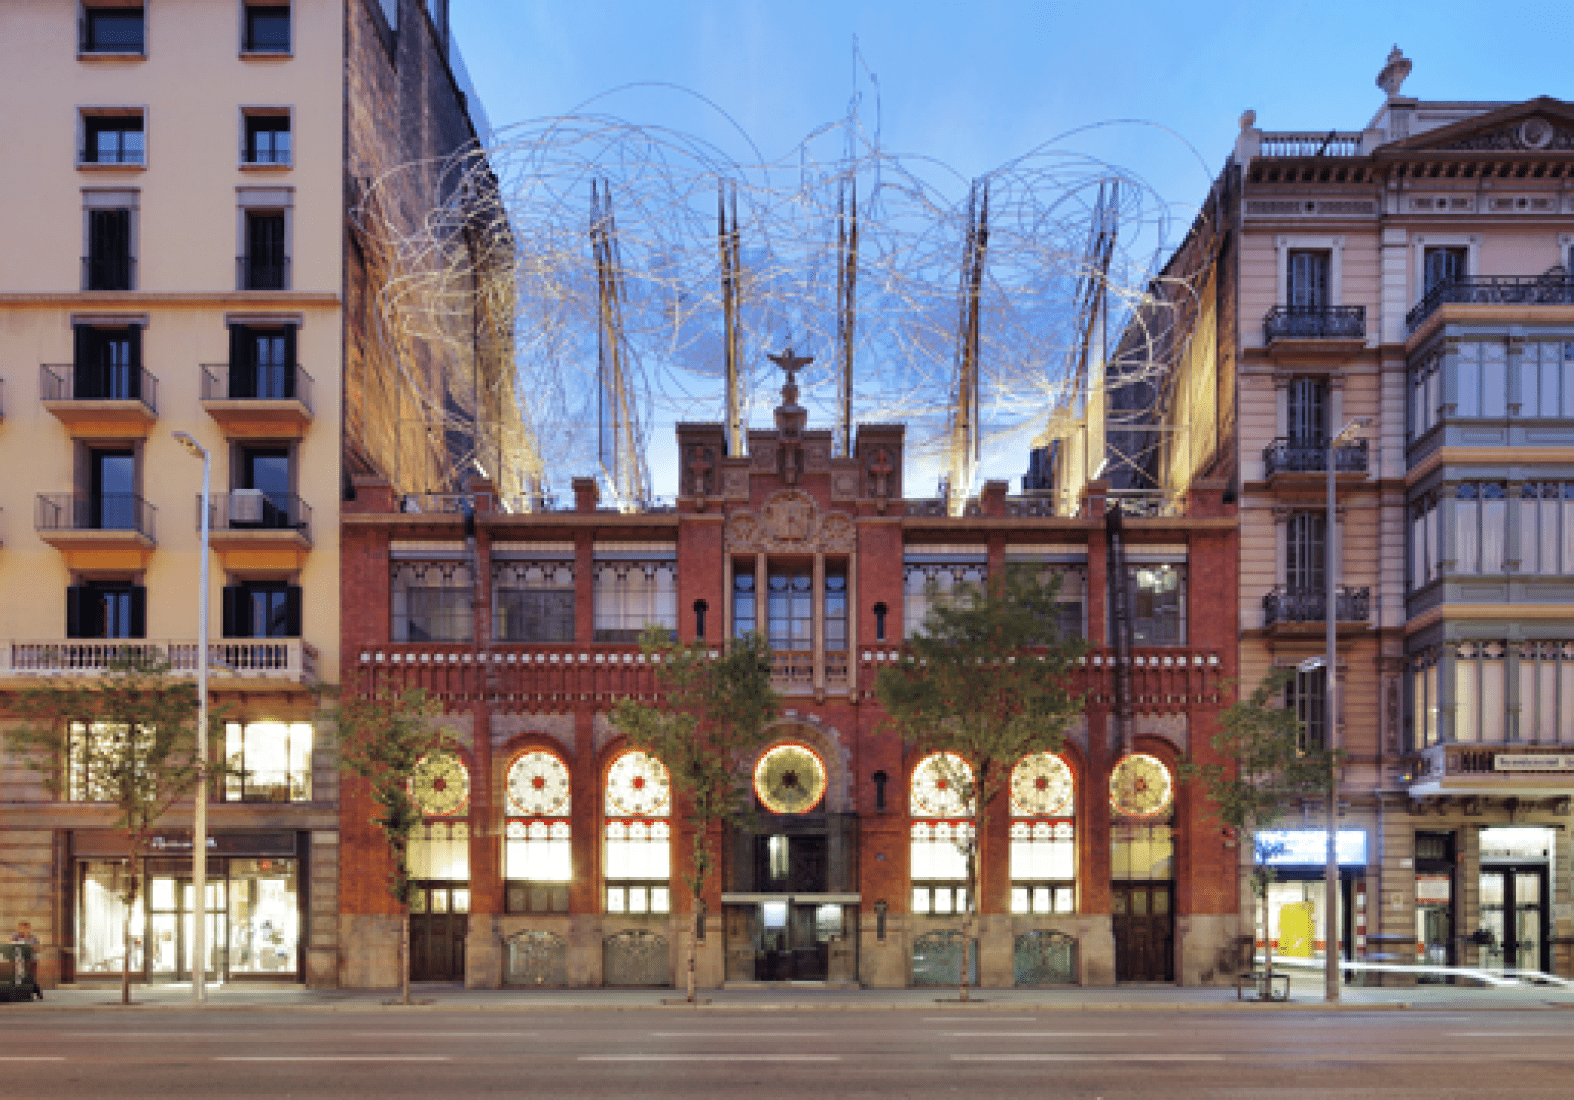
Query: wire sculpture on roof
xmin=351 ymin=92 xmax=1213 ymax=512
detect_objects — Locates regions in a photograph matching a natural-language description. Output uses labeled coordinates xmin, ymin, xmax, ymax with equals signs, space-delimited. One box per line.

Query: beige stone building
xmin=0 ymin=0 xmax=506 ymax=989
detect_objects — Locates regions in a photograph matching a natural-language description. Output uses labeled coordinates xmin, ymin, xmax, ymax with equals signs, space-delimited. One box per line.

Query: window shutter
xmin=222 ymin=586 xmax=243 ymax=638
xmin=283 ymin=326 xmax=298 ymax=398
xmin=73 ymin=326 xmax=92 ymax=398
xmin=126 ymin=326 xmax=142 ymax=401
xmin=229 ymin=325 xmax=253 ymax=399
xmin=285 ymin=585 xmax=303 ymax=637
xmin=66 ymin=586 xmax=84 ymax=638
xmin=129 ymin=586 xmax=147 ymax=639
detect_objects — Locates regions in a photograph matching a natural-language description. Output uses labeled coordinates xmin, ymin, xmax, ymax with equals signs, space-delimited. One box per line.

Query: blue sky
xmin=446 ymin=0 xmax=1574 ymax=494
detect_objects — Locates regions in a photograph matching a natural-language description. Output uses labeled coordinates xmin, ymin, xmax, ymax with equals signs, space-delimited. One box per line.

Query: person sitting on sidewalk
xmin=10 ymin=921 xmax=43 ymax=1001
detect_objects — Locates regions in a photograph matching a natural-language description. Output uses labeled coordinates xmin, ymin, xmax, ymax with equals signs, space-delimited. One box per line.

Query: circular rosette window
xmin=1109 ymin=753 xmax=1174 ymax=819
xmin=506 ymin=751 xmax=571 ymax=817
xmin=604 ymin=750 xmax=672 ymax=817
xmin=753 ymin=743 xmax=828 ymax=815
xmin=910 ymin=752 xmax=974 ymax=818
xmin=1010 ymin=752 xmax=1074 ymax=817
xmin=409 ymin=751 xmax=470 ymax=817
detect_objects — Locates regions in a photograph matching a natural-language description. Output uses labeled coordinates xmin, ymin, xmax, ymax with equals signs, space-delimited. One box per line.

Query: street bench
xmin=1235 ymin=968 xmax=1290 ymax=1001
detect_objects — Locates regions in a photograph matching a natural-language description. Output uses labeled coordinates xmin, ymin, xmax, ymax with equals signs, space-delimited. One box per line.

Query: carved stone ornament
xmin=831 ymin=471 xmax=860 ymax=500
xmin=722 ymin=468 xmax=750 ymax=499
xmin=727 ymin=490 xmax=855 ymax=553
xmin=805 ymin=443 xmax=831 ymax=472
xmin=1440 ymin=117 xmax=1574 ymax=152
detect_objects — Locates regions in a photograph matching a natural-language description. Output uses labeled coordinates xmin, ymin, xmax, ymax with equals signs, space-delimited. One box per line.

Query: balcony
xmin=1258 ymin=131 xmax=1364 ymax=158
xmin=1405 ymin=743 xmax=1574 ymax=799
xmin=35 ymin=492 xmax=155 ymax=568
xmin=1261 ymin=585 xmax=1371 ymax=630
xmin=200 ymin=363 xmax=313 ymax=436
xmin=202 ymin=492 xmax=312 ymax=570
xmin=1263 ymin=305 xmax=1366 ymax=346
xmin=1406 ymin=275 xmax=1574 ymax=334
xmin=41 ymin=363 xmax=157 ymax=435
xmin=1 ymin=639 xmax=317 ymax=687
xmin=81 ymin=255 xmax=135 ymax=292
xmin=1261 ymin=436 xmax=1368 ymax=481
xmin=236 ymin=256 xmax=290 ymax=291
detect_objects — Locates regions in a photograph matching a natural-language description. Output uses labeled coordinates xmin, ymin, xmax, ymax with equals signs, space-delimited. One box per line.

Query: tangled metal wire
xmin=355 ymin=99 xmax=1207 ymax=503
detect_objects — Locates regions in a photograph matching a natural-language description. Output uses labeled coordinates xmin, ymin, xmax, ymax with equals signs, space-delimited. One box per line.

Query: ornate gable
xmin=1389 ymin=97 xmax=1574 ymax=154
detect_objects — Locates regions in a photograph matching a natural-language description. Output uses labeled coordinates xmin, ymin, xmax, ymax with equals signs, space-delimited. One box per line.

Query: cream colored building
xmin=0 ymin=0 xmax=501 ymax=989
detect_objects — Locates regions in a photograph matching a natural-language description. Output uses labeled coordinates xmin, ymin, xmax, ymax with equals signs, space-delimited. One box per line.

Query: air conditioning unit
xmin=231 ymin=489 xmax=265 ymax=525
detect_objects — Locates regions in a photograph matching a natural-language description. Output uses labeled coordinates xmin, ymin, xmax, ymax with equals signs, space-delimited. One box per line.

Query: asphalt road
xmin=3 ymin=1006 xmax=1574 ymax=1098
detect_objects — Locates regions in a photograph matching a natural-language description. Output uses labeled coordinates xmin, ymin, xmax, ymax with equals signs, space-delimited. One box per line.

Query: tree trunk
xmin=400 ymin=905 xmax=411 ymax=1006
xmin=1261 ymin=883 xmax=1274 ymax=995
xmin=121 ymin=860 xmax=138 ymax=1006
xmin=959 ymin=845 xmax=975 ymax=1002
xmin=687 ymin=885 xmax=700 ymax=1004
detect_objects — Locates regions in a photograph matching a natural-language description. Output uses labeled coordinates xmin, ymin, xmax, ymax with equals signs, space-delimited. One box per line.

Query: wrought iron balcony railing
xmin=41 ymin=363 xmax=158 ymax=410
xmin=200 ymin=362 xmax=313 ymax=410
xmin=1262 ymin=585 xmax=1371 ymax=627
xmin=1263 ymin=305 xmax=1366 ymax=343
xmin=36 ymin=492 xmax=156 ymax=539
xmin=1406 ymin=275 xmax=1574 ymax=333
xmin=201 ymin=492 xmax=312 ymax=537
xmin=1262 ymin=436 xmax=1368 ymax=478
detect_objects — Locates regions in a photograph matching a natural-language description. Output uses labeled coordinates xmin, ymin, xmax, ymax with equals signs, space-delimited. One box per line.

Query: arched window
xmin=504 ymin=750 xmax=572 ymax=913
xmin=603 ymin=750 xmax=671 ymax=915
xmin=909 ymin=752 xmax=973 ymax=915
xmin=1009 ymin=752 xmax=1075 ymax=915
xmin=407 ymin=750 xmax=471 ymax=914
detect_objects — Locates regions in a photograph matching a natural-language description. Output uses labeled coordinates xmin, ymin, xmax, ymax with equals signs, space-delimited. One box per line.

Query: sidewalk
xmin=16 ymin=971 xmax=1574 ymax=1013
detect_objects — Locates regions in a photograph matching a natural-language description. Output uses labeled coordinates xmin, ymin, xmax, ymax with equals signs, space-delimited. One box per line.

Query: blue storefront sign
xmin=1254 ymin=829 xmax=1367 ymax=867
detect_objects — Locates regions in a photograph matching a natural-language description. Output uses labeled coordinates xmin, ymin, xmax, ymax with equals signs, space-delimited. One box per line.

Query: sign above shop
xmin=73 ymin=830 xmax=298 ymax=858
xmin=1255 ymin=829 xmax=1368 ymax=867
xmin=1494 ymin=754 xmax=1574 ymax=772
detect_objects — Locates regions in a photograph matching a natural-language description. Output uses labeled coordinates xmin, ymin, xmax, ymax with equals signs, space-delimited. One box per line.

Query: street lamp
xmin=173 ymin=430 xmax=210 ymax=1005
xmin=1320 ymin=416 xmax=1370 ymax=1003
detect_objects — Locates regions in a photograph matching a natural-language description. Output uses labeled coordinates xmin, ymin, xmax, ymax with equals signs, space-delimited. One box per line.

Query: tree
xmin=1180 ymin=668 xmax=1334 ymax=997
xmin=874 ymin=565 xmax=1086 ymax=1001
xmin=335 ymin=681 xmax=450 ymax=1006
xmin=7 ymin=654 xmax=215 ymax=1005
xmin=611 ymin=628 xmax=780 ymax=1003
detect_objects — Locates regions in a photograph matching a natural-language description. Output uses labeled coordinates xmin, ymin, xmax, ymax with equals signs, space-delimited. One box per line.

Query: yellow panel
xmin=62 ymin=546 xmax=152 ymax=571
xmin=217 ymin=545 xmax=308 ymax=572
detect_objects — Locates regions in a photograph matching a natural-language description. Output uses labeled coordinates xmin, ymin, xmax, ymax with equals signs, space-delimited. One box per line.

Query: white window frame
xmin=1275 ymin=234 xmax=1344 ymax=308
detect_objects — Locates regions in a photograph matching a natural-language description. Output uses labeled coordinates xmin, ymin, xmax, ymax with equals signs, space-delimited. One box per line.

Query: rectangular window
xmin=1110 ymin=821 xmax=1174 ymax=881
xmin=1285 ymin=513 xmax=1326 ymax=593
xmin=1285 ymin=667 xmax=1327 ymax=751
xmin=1516 ymin=642 xmax=1574 ymax=745
xmin=733 ymin=570 xmax=756 ymax=638
xmin=767 ymin=570 xmax=814 ymax=651
xmin=243 ymin=4 xmax=291 ymax=52
xmin=68 ymin=721 xmax=150 ymax=801
xmin=1452 ymin=642 xmax=1506 ymax=743
xmin=82 ymin=6 xmax=145 ymax=53
xmin=1287 ymin=250 xmax=1330 ymax=310
xmin=493 ymin=560 xmax=574 ymax=643
xmin=391 ymin=560 xmax=472 ymax=642
xmin=1516 ymin=341 xmax=1574 ymax=419
xmin=1009 ymin=819 xmax=1075 ymax=915
xmin=823 ymin=569 xmax=848 ymax=652
xmin=242 ymin=211 xmax=287 ymax=289
xmin=227 ymin=858 xmax=299 ymax=975
xmin=1424 ymin=246 xmax=1467 ymax=294
xmin=1411 ymin=351 xmax=1442 ymax=437
xmin=1126 ymin=564 xmax=1185 ymax=645
xmin=1518 ymin=483 xmax=1574 ymax=576
xmin=243 ymin=113 xmax=291 ymax=165
xmin=81 ymin=112 xmax=144 ymax=165
xmin=1411 ymin=648 xmax=1440 ymax=750
xmin=85 ymin=207 xmax=133 ymax=290
xmin=1454 ymin=483 xmax=1507 ymax=574
xmin=66 ymin=582 xmax=145 ymax=639
xmin=409 ymin=821 xmax=469 ymax=879
xmin=504 ymin=819 xmax=571 ymax=913
xmin=1286 ymin=377 xmax=1327 ymax=445
xmin=592 ymin=545 xmax=676 ymax=642
xmin=1410 ymin=495 xmax=1440 ymax=590
xmin=227 ymin=323 xmax=297 ymax=400
xmin=910 ymin=820 xmax=972 ymax=915
xmin=224 ymin=721 xmax=312 ymax=801
xmin=604 ymin=819 xmax=671 ymax=915
xmin=73 ymin=324 xmax=141 ymax=400
xmin=903 ymin=548 xmax=987 ymax=639
xmin=89 ymin=447 xmax=138 ymax=530
xmin=221 ymin=583 xmax=301 ymax=638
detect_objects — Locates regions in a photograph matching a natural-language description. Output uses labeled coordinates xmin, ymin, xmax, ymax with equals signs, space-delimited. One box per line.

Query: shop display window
xmin=224 ymin=721 xmax=313 ymax=802
xmin=227 ymin=859 xmax=298 ymax=974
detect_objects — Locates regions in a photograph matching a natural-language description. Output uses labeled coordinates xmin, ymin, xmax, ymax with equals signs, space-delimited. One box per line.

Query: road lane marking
xmin=349 ymin=1031 xmax=540 ymax=1038
xmin=215 ymin=1056 xmax=453 ymax=1063
xmin=651 ymin=1031 xmax=832 ymax=1038
xmin=924 ymin=1016 xmax=1036 ymax=1022
xmin=581 ymin=1055 xmax=841 ymax=1062
xmin=944 ymin=1031 xmax=1145 ymax=1038
xmin=952 ymin=1054 xmax=1225 ymax=1062
xmin=1450 ymin=1032 xmax=1574 ymax=1037
xmin=0 ymin=1057 xmax=66 ymax=1062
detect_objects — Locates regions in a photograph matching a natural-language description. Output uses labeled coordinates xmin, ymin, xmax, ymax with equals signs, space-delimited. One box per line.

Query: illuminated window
xmin=493 ymin=559 xmax=574 ymax=643
xmin=910 ymin=752 xmax=973 ymax=915
xmin=593 ymin=545 xmax=677 ymax=642
xmin=224 ymin=721 xmax=312 ymax=801
xmin=504 ymin=751 xmax=572 ymax=913
xmin=1008 ymin=752 xmax=1075 ymax=916
xmin=903 ymin=548 xmax=987 ymax=639
xmin=408 ymin=751 xmax=471 ymax=880
xmin=391 ymin=560 xmax=473 ymax=642
xmin=603 ymin=750 xmax=671 ymax=915
xmin=67 ymin=721 xmax=149 ymax=802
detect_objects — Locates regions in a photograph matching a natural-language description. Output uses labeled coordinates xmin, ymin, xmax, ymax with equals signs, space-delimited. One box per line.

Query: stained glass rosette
xmin=1010 ymin=752 xmax=1074 ymax=817
xmin=753 ymin=743 xmax=828 ymax=814
xmin=604 ymin=751 xmax=671 ymax=817
xmin=1109 ymin=753 xmax=1173 ymax=818
xmin=910 ymin=752 xmax=974 ymax=818
xmin=409 ymin=751 xmax=469 ymax=817
xmin=506 ymin=751 xmax=571 ymax=817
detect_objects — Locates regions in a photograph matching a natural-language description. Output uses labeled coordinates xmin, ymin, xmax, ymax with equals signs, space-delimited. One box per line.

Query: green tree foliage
xmin=611 ymin=628 xmax=780 ymax=1003
xmin=1181 ymin=668 xmax=1335 ymax=992
xmin=874 ymin=565 xmax=1086 ymax=1000
xmin=335 ymin=681 xmax=448 ymax=1005
xmin=6 ymin=654 xmax=214 ymax=1005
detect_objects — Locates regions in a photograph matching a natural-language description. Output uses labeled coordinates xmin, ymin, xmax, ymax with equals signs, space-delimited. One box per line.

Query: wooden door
xmin=1112 ymin=881 xmax=1173 ymax=982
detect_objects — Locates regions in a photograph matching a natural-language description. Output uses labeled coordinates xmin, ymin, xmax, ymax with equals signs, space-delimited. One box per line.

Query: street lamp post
xmin=174 ymin=431 xmax=210 ymax=1005
xmin=1322 ymin=416 xmax=1370 ymax=1004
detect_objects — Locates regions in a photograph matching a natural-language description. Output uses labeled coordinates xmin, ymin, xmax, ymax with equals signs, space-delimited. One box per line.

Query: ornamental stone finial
xmin=1377 ymin=46 xmax=1412 ymax=98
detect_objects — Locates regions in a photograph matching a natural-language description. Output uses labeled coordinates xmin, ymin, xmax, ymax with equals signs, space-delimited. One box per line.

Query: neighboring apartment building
xmin=0 ymin=0 xmax=503 ymax=989
xmin=1058 ymin=52 xmax=1574 ymax=981
xmin=338 ymin=360 xmax=1242 ymax=990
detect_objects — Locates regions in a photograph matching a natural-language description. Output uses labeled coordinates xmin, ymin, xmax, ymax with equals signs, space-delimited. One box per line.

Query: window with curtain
xmin=504 ymin=751 xmax=572 ymax=913
xmin=1424 ymin=246 xmax=1467 ymax=294
xmin=1411 ymin=351 xmax=1442 ymax=438
xmin=1411 ymin=647 xmax=1441 ymax=749
xmin=1125 ymin=564 xmax=1186 ymax=645
xmin=391 ymin=560 xmax=472 ymax=642
xmin=1009 ymin=752 xmax=1075 ymax=916
xmin=1453 ymin=483 xmax=1507 ymax=574
xmin=1286 ymin=377 xmax=1327 ymax=444
xmin=1516 ymin=642 xmax=1574 ymax=745
xmin=1285 ymin=668 xmax=1327 ymax=751
xmin=904 ymin=550 xmax=987 ymax=639
xmin=224 ymin=721 xmax=312 ymax=802
xmin=1411 ymin=495 xmax=1440 ymax=590
xmin=1287 ymin=250 xmax=1331 ymax=310
xmin=493 ymin=559 xmax=574 ymax=643
xmin=910 ymin=752 xmax=974 ymax=916
xmin=1453 ymin=641 xmax=1506 ymax=743
xmin=603 ymin=750 xmax=671 ymax=915
xmin=593 ymin=544 xmax=676 ymax=642
xmin=1513 ymin=341 xmax=1574 ymax=419
xmin=1519 ymin=483 xmax=1574 ymax=575
xmin=1453 ymin=341 xmax=1507 ymax=419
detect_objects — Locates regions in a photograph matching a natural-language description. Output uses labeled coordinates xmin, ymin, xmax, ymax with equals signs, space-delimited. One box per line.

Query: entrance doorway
xmin=145 ymin=869 xmax=225 ymax=983
xmin=724 ymin=900 xmax=848 ymax=981
xmin=1479 ymin=867 xmax=1547 ymax=972
xmin=1111 ymin=882 xmax=1173 ymax=982
xmin=409 ymin=881 xmax=469 ymax=982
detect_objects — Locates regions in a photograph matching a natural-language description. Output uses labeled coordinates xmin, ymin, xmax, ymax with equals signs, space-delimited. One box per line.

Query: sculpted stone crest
xmin=727 ymin=490 xmax=855 ymax=553
xmin=763 ymin=491 xmax=815 ymax=542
